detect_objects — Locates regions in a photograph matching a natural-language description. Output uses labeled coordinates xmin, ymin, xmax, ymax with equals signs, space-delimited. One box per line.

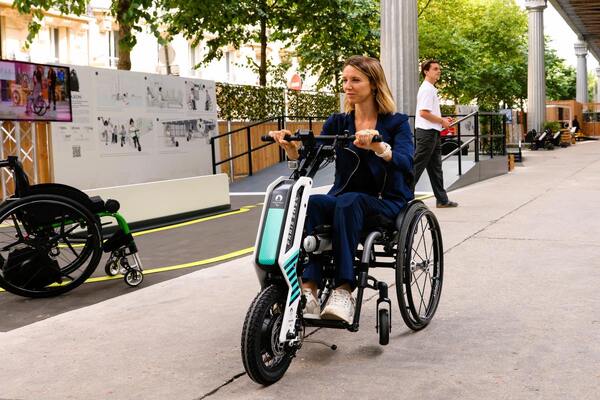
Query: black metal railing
xmin=409 ymin=111 xmax=507 ymax=176
xmin=210 ymin=112 xmax=508 ymax=180
xmin=209 ymin=115 xmax=329 ymax=177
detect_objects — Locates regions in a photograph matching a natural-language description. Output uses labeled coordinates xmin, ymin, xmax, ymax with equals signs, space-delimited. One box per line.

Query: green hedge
xmin=287 ymin=90 xmax=339 ymax=119
xmin=216 ymin=83 xmax=340 ymax=121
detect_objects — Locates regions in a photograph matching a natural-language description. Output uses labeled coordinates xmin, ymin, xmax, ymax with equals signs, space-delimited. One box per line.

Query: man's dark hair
xmin=421 ymin=59 xmax=440 ymax=78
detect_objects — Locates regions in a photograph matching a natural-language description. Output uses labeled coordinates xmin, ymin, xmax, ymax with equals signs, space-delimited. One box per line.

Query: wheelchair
xmin=0 ymin=156 xmax=143 ymax=298
xmin=241 ymin=130 xmax=443 ymax=385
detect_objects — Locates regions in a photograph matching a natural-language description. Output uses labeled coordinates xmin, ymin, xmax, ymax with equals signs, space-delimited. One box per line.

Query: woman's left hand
xmin=355 ymin=129 xmax=385 ymax=153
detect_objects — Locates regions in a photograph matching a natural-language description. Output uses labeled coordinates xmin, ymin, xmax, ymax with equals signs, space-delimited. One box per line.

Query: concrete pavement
xmin=1 ymin=142 xmax=600 ymax=399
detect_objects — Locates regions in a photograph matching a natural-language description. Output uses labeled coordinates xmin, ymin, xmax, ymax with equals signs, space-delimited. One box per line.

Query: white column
xmin=595 ymin=67 xmax=600 ymax=103
xmin=380 ymin=0 xmax=419 ymax=116
xmin=526 ymin=0 xmax=547 ymax=133
xmin=575 ymin=41 xmax=588 ymax=105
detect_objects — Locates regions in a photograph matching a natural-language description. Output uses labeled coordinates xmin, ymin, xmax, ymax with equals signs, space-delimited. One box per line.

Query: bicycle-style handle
xmin=261 ymin=134 xmax=293 ymax=142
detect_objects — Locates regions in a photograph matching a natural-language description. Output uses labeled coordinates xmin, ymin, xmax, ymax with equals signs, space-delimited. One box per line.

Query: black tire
xmin=104 ymin=259 xmax=119 ymax=276
xmin=124 ymin=270 xmax=143 ymax=287
xmin=0 ymin=194 xmax=102 ymax=298
xmin=378 ymin=308 xmax=390 ymax=346
xmin=396 ymin=203 xmax=444 ymax=331
xmin=241 ymin=285 xmax=293 ymax=385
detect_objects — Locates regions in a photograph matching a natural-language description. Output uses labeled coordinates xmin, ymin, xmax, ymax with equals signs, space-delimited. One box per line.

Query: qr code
xmin=72 ymin=145 xmax=81 ymax=158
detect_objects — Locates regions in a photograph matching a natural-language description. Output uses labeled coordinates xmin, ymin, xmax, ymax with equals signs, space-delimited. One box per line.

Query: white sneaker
xmin=321 ymin=288 xmax=355 ymax=324
xmin=302 ymin=288 xmax=321 ymax=319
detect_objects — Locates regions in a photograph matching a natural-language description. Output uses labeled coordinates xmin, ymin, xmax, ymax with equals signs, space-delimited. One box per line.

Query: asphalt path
xmin=0 ymin=195 xmax=265 ymax=332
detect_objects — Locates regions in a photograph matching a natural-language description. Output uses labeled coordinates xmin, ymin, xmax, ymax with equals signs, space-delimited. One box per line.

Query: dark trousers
xmin=48 ymin=85 xmax=56 ymax=108
xmin=414 ymin=128 xmax=448 ymax=204
xmin=302 ymin=193 xmax=403 ymax=288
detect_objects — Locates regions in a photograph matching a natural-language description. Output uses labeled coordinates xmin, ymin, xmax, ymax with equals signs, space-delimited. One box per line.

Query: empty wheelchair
xmin=0 ymin=156 xmax=143 ymax=298
xmin=241 ymin=131 xmax=443 ymax=385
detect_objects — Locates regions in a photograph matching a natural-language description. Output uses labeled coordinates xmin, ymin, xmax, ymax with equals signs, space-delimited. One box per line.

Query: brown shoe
xmin=436 ymin=201 xmax=458 ymax=208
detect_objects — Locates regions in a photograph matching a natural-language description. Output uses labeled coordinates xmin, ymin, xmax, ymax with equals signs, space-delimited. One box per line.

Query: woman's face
xmin=342 ymin=65 xmax=373 ymax=106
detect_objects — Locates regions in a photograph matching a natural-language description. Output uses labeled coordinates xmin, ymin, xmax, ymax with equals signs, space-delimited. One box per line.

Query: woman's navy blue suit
xmin=302 ymin=112 xmax=415 ymax=288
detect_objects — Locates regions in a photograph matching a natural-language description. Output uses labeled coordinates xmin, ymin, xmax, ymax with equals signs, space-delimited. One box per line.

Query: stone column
xmin=526 ymin=0 xmax=547 ymax=133
xmin=596 ymin=67 xmax=600 ymax=103
xmin=575 ymin=41 xmax=588 ymax=105
xmin=380 ymin=0 xmax=419 ymax=116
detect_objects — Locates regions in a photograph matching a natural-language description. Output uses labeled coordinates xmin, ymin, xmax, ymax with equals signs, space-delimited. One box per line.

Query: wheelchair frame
xmin=0 ymin=156 xmax=144 ymax=298
xmin=241 ymin=130 xmax=444 ymax=385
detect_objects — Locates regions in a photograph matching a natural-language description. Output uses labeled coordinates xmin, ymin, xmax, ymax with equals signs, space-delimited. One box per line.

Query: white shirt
xmin=415 ymin=80 xmax=442 ymax=131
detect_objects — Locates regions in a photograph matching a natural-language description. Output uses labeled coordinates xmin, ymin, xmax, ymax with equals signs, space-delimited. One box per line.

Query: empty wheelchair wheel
xmin=0 ymin=194 xmax=102 ymax=298
xmin=396 ymin=202 xmax=444 ymax=331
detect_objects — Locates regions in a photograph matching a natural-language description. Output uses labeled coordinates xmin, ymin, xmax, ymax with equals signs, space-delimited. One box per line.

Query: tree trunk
xmin=259 ymin=16 xmax=267 ymax=86
xmin=117 ymin=25 xmax=132 ymax=70
xmin=116 ymin=0 xmax=132 ymax=70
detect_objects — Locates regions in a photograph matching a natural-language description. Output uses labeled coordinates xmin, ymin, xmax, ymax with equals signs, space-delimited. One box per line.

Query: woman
xmin=269 ymin=55 xmax=414 ymax=324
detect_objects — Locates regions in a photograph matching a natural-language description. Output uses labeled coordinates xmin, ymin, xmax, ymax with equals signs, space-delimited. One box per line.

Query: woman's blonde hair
xmin=343 ymin=55 xmax=396 ymax=114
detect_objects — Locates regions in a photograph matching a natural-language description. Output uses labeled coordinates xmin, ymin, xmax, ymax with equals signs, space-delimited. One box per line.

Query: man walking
xmin=414 ymin=60 xmax=458 ymax=208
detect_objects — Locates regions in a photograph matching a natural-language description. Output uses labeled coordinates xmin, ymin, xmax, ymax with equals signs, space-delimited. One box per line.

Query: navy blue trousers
xmin=302 ymin=193 xmax=404 ymax=288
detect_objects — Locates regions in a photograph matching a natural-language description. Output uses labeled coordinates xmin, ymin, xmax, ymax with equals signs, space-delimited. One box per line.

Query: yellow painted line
xmin=415 ymin=193 xmax=434 ymax=201
xmin=131 ymin=203 xmax=262 ymax=237
xmin=0 ymin=246 xmax=255 ymax=292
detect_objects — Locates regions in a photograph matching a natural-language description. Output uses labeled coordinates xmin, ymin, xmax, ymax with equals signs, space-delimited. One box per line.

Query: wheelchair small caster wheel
xmin=378 ymin=309 xmax=390 ymax=346
xmin=105 ymin=260 xmax=120 ymax=277
xmin=124 ymin=270 xmax=143 ymax=287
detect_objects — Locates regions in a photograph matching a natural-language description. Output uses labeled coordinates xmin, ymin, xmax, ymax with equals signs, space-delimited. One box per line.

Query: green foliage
xmin=216 ymin=83 xmax=339 ymax=121
xmin=418 ymin=0 xmax=528 ymax=110
xmin=543 ymin=120 xmax=561 ymax=132
xmin=292 ymin=0 xmax=380 ymax=91
xmin=545 ymin=43 xmax=576 ymax=101
xmin=217 ymin=83 xmax=285 ymax=120
xmin=287 ymin=90 xmax=339 ymax=118
xmin=164 ymin=0 xmax=298 ymax=86
xmin=13 ymin=0 xmax=165 ymax=69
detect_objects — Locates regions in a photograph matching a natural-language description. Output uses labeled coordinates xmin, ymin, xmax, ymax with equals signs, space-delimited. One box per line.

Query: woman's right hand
xmin=268 ymin=129 xmax=300 ymax=160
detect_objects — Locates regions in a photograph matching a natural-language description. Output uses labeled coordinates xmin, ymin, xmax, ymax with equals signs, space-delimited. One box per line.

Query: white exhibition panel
xmin=51 ymin=65 xmax=218 ymax=190
xmin=84 ymin=174 xmax=229 ymax=224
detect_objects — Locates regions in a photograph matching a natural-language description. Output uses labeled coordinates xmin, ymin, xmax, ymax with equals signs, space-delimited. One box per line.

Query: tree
xmin=418 ymin=0 xmax=528 ymax=110
xmin=13 ymin=0 xmax=164 ymax=70
xmin=545 ymin=44 xmax=576 ymax=101
xmin=164 ymin=0 xmax=298 ymax=86
xmin=292 ymin=0 xmax=380 ymax=91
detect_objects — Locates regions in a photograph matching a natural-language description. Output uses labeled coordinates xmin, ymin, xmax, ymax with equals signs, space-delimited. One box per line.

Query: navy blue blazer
xmin=319 ymin=112 xmax=415 ymax=205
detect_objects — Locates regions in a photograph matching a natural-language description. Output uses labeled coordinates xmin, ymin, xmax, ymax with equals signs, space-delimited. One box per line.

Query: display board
xmin=0 ymin=59 xmax=72 ymax=122
xmin=51 ymin=66 xmax=217 ymax=189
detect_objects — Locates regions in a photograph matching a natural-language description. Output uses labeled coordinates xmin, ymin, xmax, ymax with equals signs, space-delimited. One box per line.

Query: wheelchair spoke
xmin=10 ymin=214 xmax=26 ymax=241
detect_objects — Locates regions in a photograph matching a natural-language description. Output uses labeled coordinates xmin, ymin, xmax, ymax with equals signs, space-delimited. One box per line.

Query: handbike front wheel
xmin=0 ymin=194 xmax=102 ymax=298
xmin=396 ymin=203 xmax=444 ymax=331
xmin=241 ymin=285 xmax=294 ymax=385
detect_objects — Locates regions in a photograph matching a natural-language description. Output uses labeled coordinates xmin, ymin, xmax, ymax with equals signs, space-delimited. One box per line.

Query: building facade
xmin=0 ymin=0 xmax=310 ymax=88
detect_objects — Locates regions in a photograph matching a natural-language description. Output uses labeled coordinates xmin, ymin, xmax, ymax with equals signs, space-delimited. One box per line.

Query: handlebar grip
xmin=261 ymin=134 xmax=294 ymax=142
xmin=371 ymin=135 xmax=382 ymax=143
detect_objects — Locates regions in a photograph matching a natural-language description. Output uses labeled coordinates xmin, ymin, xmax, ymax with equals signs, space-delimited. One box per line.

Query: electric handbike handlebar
xmin=262 ymin=130 xmax=383 ymax=180
xmin=261 ymin=130 xmax=383 ymax=145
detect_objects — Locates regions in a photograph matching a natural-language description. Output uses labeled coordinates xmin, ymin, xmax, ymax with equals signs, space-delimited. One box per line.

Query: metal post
xmin=246 ymin=127 xmax=253 ymax=176
xmin=488 ymin=116 xmax=493 ymax=159
xmin=457 ymin=123 xmax=462 ymax=175
xmin=502 ymin=115 xmax=507 ymax=156
xmin=227 ymin=120 xmax=234 ymax=182
xmin=309 ymin=116 xmax=313 ymax=132
xmin=210 ymin=137 xmax=217 ymax=175
xmin=475 ymin=113 xmax=480 ymax=163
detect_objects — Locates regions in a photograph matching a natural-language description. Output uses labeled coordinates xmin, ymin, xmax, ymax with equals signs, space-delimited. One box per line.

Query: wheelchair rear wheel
xmin=241 ymin=285 xmax=294 ymax=385
xmin=396 ymin=203 xmax=444 ymax=331
xmin=0 ymin=194 xmax=102 ymax=298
